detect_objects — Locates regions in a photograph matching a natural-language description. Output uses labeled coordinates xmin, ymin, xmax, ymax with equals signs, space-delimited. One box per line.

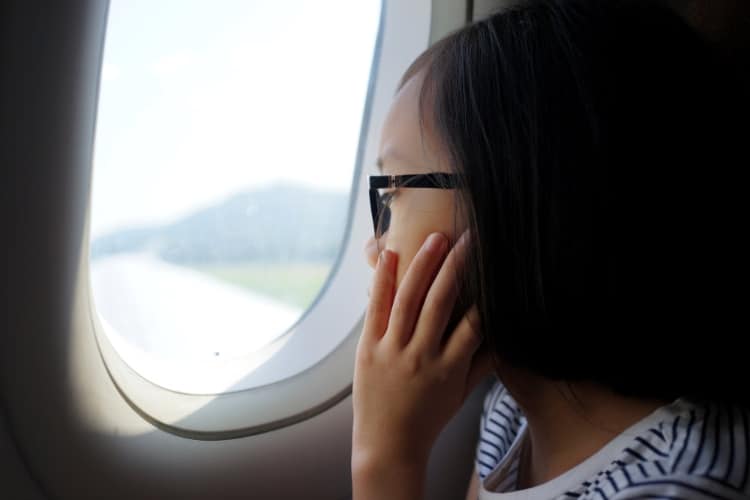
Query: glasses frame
xmin=368 ymin=173 xmax=458 ymax=236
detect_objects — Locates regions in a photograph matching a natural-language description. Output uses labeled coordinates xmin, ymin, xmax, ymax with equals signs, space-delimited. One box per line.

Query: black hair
xmin=402 ymin=0 xmax=746 ymax=405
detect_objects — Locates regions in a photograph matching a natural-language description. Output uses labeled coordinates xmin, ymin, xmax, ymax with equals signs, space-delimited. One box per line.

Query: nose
xmin=364 ymin=235 xmax=380 ymax=269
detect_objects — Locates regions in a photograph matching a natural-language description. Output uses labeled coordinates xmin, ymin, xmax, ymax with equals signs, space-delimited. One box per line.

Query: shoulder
xmin=587 ymin=400 xmax=750 ymax=500
xmin=605 ymin=467 xmax=750 ymax=500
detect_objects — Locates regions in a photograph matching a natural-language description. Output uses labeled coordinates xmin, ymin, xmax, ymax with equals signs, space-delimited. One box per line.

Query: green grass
xmin=193 ymin=262 xmax=333 ymax=309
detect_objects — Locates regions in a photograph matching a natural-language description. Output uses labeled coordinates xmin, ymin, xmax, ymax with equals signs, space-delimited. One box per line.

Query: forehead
xmin=377 ymin=73 xmax=448 ymax=174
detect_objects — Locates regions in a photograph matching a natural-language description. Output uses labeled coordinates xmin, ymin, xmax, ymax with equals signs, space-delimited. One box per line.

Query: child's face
xmin=364 ymin=73 xmax=465 ymax=288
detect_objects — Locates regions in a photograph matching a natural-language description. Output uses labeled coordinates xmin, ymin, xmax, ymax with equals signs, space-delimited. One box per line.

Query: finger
xmin=363 ymin=250 xmax=398 ymax=343
xmin=443 ymin=306 xmax=482 ymax=366
xmin=410 ymin=230 xmax=469 ymax=354
xmin=387 ymin=233 xmax=449 ymax=347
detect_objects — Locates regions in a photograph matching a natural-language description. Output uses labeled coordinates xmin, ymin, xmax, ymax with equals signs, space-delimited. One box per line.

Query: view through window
xmin=90 ymin=0 xmax=381 ymax=368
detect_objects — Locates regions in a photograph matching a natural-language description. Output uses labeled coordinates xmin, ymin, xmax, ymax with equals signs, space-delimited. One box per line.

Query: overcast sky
xmin=90 ymin=0 xmax=380 ymax=238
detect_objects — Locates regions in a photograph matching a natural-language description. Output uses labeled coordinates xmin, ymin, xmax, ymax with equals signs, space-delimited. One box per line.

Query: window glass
xmin=90 ymin=0 xmax=380 ymax=367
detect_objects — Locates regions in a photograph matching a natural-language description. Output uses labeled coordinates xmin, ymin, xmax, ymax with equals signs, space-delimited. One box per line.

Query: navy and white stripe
xmin=477 ymin=383 xmax=526 ymax=481
xmin=476 ymin=381 xmax=750 ymax=499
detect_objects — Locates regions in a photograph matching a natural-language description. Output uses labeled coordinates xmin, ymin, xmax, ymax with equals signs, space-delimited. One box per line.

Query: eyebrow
xmin=375 ymin=154 xmax=424 ymax=174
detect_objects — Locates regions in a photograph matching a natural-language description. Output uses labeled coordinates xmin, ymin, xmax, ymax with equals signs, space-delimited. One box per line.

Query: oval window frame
xmin=87 ymin=0 xmax=434 ymax=438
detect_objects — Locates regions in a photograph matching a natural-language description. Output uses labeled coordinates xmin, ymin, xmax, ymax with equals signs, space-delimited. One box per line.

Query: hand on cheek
xmin=352 ymin=232 xmax=494 ymax=498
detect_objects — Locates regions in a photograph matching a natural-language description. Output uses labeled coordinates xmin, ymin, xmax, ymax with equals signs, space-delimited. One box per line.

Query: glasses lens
xmin=375 ymin=191 xmax=393 ymax=237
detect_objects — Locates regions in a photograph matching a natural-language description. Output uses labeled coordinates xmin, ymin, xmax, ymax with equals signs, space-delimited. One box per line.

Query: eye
xmin=377 ymin=191 xmax=395 ymax=235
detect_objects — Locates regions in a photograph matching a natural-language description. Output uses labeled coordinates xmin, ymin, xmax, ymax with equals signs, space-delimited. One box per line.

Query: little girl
xmin=352 ymin=1 xmax=748 ymax=499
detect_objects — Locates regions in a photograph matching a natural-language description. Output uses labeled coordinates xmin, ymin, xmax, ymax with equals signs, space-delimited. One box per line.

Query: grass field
xmin=194 ymin=262 xmax=333 ymax=309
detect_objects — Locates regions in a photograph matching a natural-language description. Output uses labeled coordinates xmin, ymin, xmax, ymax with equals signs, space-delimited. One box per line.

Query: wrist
xmin=352 ymin=448 xmax=428 ymax=474
xmin=352 ymin=449 xmax=428 ymax=500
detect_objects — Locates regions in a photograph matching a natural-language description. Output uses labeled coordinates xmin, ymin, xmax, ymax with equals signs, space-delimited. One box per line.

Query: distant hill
xmin=91 ymin=184 xmax=350 ymax=264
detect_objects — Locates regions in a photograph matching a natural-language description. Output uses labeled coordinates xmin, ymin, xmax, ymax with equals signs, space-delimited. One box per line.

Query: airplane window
xmin=89 ymin=0 xmax=380 ymax=392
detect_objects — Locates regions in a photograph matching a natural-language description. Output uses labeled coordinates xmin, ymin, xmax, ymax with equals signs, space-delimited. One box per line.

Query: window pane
xmin=90 ymin=1 xmax=380 ymax=367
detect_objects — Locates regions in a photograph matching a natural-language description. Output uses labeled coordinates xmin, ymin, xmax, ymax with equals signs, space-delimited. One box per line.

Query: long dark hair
xmin=402 ymin=0 xmax=746 ymax=404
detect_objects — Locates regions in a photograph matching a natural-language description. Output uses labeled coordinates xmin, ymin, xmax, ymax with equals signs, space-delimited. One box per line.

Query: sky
xmin=90 ymin=0 xmax=381 ymax=239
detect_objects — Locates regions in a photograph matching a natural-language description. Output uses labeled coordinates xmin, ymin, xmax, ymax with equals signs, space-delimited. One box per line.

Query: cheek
xmin=385 ymin=225 xmax=426 ymax=289
xmin=385 ymin=197 xmax=463 ymax=288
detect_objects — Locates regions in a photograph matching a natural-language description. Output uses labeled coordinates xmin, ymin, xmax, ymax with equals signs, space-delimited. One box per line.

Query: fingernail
xmin=426 ymin=233 xmax=447 ymax=253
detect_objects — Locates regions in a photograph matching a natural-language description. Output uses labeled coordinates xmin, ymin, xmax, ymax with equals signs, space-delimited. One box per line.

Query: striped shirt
xmin=476 ymin=380 xmax=750 ymax=499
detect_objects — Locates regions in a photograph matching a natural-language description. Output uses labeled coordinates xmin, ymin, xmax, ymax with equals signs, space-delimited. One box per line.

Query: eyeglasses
xmin=368 ymin=173 xmax=458 ymax=236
